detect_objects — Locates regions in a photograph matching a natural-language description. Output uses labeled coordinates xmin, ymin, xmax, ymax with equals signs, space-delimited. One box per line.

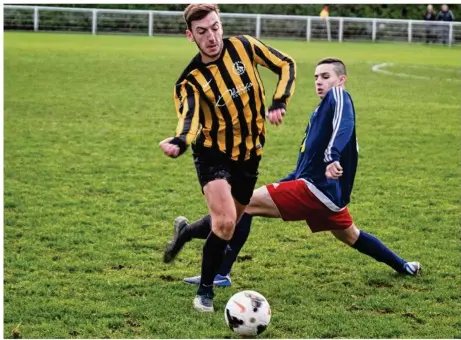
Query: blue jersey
xmin=279 ymin=87 xmax=358 ymax=210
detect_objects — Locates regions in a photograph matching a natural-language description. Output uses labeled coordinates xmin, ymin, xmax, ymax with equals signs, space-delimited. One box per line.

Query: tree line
xmin=32 ymin=4 xmax=459 ymax=21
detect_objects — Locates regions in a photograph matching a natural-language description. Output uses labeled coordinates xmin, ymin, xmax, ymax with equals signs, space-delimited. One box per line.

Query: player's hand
xmin=159 ymin=137 xmax=180 ymax=158
xmin=325 ymin=161 xmax=343 ymax=179
xmin=267 ymin=108 xmax=286 ymax=126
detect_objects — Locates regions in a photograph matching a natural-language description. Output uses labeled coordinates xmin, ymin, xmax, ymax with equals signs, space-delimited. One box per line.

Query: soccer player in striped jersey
xmin=165 ymin=57 xmax=421 ymax=293
xmin=159 ymin=4 xmax=296 ymax=312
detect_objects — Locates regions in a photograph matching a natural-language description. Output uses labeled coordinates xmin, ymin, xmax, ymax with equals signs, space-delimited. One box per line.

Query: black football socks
xmin=198 ymin=231 xmax=229 ymax=297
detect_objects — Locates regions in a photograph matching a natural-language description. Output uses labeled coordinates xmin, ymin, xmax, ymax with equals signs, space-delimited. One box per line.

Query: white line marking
xmin=371 ymin=62 xmax=461 ymax=82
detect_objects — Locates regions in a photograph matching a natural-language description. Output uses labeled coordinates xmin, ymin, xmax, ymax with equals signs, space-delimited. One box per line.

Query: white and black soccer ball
xmin=224 ymin=290 xmax=271 ymax=336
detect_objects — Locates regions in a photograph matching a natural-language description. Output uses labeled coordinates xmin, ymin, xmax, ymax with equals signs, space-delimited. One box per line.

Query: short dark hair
xmin=317 ymin=58 xmax=347 ymax=76
xmin=184 ymin=4 xmax=220 ymax=30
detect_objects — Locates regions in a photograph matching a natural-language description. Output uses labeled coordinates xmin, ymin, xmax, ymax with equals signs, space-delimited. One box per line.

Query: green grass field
xmin=4 ymin=32 xmax=461 ymax=339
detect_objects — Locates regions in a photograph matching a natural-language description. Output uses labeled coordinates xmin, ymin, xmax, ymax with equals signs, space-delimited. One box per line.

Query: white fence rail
xmin=4 ymin=5 xmax=461 ymax=46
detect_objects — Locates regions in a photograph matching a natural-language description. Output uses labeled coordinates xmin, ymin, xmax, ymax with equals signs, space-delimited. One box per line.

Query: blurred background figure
xmin=436 ymin=4 xmax=455 ymax=45
xmin=320 ymin=5 xmax=331 ymax=42
xmin=424 ymin=4 xmax=437 ymax=44
xmin=320 ymin=5 xmax=329 ymax=19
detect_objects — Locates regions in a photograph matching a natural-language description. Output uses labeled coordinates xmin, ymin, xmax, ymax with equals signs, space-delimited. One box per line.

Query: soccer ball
xmin=224 ymin=290 xmax=271 ymax=336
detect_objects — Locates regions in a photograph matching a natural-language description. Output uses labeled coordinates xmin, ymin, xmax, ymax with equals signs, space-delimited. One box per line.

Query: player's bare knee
xmin=246 ymin=195 xmax=261 ymax=213
xmin=246 ymin=186 xmax=279 ymax=218
xmin=212 ymin=216 xmax=236 ymax=240
xmin=332 ymin=224 xmax=359 ymax=246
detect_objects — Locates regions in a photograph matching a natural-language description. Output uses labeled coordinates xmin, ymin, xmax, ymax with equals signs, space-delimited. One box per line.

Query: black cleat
xmin=163 ymin=216 xmax=189 ymax=263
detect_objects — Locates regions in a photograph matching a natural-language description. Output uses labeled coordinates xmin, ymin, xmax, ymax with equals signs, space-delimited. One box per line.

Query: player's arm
xmin=159 ymin=81 xmax=200 ymax=158
xmin=245 ymin=35 xmax=296 ymax=125
xmin=324 ymin=88 xmax=354 ymax=178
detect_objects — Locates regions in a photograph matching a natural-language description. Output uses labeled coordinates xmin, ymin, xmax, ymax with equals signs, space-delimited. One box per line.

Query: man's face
xmin=442 ymin=4 xmax=448 ymax=12
xmin=427 ymin=5 xmax=433 ymax=12
xmin=186 ymin=11 xmax=223 ymax=61
xmin=314 ymin=63 xmax=346 ymax=99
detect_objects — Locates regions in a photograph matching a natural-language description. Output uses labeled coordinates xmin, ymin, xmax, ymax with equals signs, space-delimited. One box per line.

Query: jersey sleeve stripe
xmin=324 ymin=87 xmax=344 ymax=163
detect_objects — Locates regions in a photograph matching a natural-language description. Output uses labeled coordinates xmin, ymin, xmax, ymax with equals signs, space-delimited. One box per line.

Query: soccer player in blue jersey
xmin=164 ymin=57 xmax=421 ymax=292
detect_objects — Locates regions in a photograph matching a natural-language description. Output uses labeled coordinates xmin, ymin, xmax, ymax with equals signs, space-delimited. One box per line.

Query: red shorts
xmin=266 ymin=179 xmax=353 ymax=233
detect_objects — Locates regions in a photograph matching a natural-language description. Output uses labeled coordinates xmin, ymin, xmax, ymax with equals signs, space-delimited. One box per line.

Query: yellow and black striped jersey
xmin=170 ymin=35 xmax=296 ymax=161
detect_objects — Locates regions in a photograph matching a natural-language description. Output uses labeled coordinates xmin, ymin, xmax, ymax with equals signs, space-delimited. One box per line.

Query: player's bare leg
xmin=194 ymin=179 xmax=240 ymax=312
xmin=245 ymin=186 xmax=281 ymax=218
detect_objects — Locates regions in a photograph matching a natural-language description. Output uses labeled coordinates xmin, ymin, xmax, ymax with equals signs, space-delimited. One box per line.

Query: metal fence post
xmin=256 ymin=14 xmax=261 ymax=39
xmin=408 ymin=20 xmax=412 ymax=43
xmin=92 ymin=9 xmax=97 ymax=35
xmin=449 ymin=22 xmax=453 ymax=47
xmin=148 ymin=11 xmax=153 ymax=36
xmin=33 ymin=6 xmax=39 ymax=31
xmin=372 ymin=19 xmax=377 ymax=42
xmin=339 ymin=17 xmax=344 ymax=42
xmin=306 ymin=16 xmax=311 ymax=42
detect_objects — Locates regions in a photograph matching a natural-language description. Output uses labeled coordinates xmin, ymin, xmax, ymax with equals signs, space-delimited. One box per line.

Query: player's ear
xmin=186 ymin=29 xmax=195 ymax=42
xmin=339 ymin=75 xmax=347 ymax=86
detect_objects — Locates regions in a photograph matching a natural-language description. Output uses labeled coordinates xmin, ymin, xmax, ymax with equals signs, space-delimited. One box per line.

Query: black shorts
xmin=192 ymin=146 xmax=261 ymax=205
